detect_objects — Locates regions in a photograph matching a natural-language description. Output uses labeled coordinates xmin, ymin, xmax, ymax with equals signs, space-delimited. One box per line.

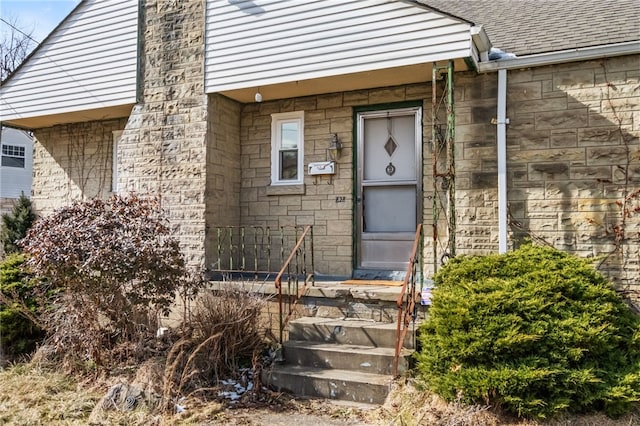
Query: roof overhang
xmin=213 ymin=24 xmax=491 ymax=103
xmin=217 ymin=58 xmax=473 ymax=103
xmin=0 ymin=104 xmax=135 ymax=130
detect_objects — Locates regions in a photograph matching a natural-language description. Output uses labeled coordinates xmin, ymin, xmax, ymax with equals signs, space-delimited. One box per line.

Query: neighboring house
xmin=0 ymin=126 xmax=33 ymax=215
xmin=0 ymin=0 xmax=638 ymax=299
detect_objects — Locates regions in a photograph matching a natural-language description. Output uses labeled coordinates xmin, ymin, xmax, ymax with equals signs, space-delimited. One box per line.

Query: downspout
xmin=472 ymin=26 xmax=509 ymax=253
xmin=497 ymin=69 xmax=508 ymax=253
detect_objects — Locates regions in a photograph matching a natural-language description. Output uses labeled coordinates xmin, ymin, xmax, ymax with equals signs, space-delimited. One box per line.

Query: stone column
xmin=118 ymin=0 xmax=209 ymax=267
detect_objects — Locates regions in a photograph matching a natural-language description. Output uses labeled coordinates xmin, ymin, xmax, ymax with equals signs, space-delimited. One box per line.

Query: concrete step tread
xmin=291 ymin=316 xmax=423 ymax=329
xmin=266 ymin=364 xmax=394 ymax=386
xmin=284 ymin=339 xmax=413 ymax=357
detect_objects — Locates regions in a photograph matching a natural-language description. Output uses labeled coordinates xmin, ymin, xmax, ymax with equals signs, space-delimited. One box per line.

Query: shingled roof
xmin=420 ymin=0 xmax=640 ymax=56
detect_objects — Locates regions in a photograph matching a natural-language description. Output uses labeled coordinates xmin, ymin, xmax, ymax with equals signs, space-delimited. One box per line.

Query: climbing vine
xmin=589 ymin=59 xmax=640 ymax=299
xmin=65 ymin=122 xmax=112 ymax=200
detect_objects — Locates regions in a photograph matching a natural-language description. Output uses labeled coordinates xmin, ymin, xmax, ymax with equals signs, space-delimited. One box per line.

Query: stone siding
xmin=31 ymin=119 xmax=126 ymax=215
xmin=204 ymin=94 xmax=242 ymax=269
xmin=457 ymin=54 xmax=640 ymax=296
xmin=117 ymin=0 xmax=209 ymax=267
xmin=239 ymin=86 xmax=432 ymax=277
xmin=238 ymin=55 xmax=639 ymax=298
xmin=25 ymin=0 xmax=639 ymax=300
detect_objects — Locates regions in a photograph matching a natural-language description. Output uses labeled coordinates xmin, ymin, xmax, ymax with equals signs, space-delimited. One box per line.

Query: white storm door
xmin=356 ymin=107 xmax=422 ymax=270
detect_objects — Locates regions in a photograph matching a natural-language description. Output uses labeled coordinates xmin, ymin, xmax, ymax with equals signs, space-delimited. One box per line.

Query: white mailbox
xmin=308 ymin=161 xmax=335 ymax=175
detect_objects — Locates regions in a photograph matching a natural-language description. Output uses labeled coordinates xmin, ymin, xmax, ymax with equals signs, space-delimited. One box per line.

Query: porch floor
xmin=206 ymin=279 xmax=406 ymax=304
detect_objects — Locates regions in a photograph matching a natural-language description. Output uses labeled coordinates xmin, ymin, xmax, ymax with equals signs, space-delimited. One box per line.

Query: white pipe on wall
xmin=497 ymin=68 xmax=508 ymax=253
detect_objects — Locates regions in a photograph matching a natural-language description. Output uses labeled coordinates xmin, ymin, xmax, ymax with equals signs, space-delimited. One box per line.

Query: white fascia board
xmin=478 ymin=41 xmax=640 ymax=72
xmin=470 ymin=26 xmax=492 ymax=63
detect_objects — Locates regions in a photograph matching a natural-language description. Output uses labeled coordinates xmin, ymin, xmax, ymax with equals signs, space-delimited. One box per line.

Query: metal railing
xmin=393 ymin=223 xmax=423 ymax=377
xmin=275 ymin=225 xmax=314 ymax=344
xmin=211 ymin=225 xmax=312 ymax=278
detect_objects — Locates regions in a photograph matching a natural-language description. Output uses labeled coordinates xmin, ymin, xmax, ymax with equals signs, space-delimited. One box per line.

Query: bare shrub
xmin=19 ymin=194 xmax=194 ymax=368
xmin=161 ymin=288 xmax=269 ymax=410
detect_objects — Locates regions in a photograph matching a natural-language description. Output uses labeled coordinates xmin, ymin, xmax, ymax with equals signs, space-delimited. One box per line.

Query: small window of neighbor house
xmin=1 ymin=144 xmax=26 ymax=168
xmin=112 ymin=130 xmax=123 ymax=192
xmin=271 ymin=111 xmax=304 ymax=185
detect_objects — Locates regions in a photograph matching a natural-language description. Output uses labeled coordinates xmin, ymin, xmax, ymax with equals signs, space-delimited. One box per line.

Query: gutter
xmin=478 ymin=41 xmax=640 ymax=72
xmin=475 ymin=40 xmax=640 ymax=254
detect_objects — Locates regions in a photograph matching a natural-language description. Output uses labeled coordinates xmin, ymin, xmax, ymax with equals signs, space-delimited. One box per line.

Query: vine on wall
xmin=507 ymin=59 xmax=639 ymax=302
xmin=65 ymin=122 xmax=112 ymax=202
xmin=589 ymin=59 xmax=640 ymax=300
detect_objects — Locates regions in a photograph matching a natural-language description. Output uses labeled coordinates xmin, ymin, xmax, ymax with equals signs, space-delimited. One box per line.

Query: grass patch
xmin=0 ymin=364 xmax=99 ymax=425
xmin=0 ymin=364 xmax=638 ymax=425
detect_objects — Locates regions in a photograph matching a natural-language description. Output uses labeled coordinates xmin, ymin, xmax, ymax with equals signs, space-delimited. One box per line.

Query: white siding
xmin=0 ymin=128 xmax=33 ymax=199
xmin=205 ymin=0 xmax=472 ymax=93
xmin=0 ymin=0 xmax=138 ymax=122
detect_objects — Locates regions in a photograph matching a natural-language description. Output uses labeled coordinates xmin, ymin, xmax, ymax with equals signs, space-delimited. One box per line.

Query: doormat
xmin=341 ymin=279 xmax=404 ymax=287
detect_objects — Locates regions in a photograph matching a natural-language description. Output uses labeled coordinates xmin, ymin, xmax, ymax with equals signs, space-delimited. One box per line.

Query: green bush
xmin=0 ymin=253 xmax=44 ymax=357
xmin=1 ymin=193 xmax=36 ymax=255
xmin=415 ymin=244 xmax=640 ymax=419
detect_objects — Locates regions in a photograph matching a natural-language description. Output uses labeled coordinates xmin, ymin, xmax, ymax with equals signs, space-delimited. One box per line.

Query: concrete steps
xmin=282 ymin=340 xmax=412 ymax=376
xmin=265 ymin=365 xmax=393 ymax=405
xmin=288 ymin=317 xmax=417 ymax=349
xmin=263 ymin=283 xmax=422 ymax=405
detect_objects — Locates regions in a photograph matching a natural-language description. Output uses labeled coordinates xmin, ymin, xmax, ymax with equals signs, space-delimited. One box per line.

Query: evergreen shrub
xmin=0 ymin=253 xmax=44 ymax=357
xmin=415 ymin=243 xmax=640 ymax=419
xmin=1 ymin=193 xmax=36 ymax=255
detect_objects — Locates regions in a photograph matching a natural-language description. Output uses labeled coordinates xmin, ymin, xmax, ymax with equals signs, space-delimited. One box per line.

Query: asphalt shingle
xmin=419 ymin=0 xmax=640 ymax=56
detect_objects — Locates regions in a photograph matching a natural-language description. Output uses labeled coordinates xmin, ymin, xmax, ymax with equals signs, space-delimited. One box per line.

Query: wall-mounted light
xmin=328 ymin=133 xmax=342 ymax=160
xmin=254 ymin=91 xmax=262 ymax=103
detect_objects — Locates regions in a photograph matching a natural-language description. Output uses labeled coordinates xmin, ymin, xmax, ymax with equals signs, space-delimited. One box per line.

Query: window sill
xmin=266 ymin=184 xmax=305 ymax=196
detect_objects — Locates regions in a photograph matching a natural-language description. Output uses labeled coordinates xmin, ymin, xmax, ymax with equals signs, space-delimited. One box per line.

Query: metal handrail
xmin=393 ymin=223 xmax=423 ymax=377
xmin=275 ymin=225 xmax=314 ymax=344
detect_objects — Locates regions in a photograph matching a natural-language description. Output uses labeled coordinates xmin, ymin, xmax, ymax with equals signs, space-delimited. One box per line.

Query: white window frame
xmin=112 ymin=130 xmax=123 ymax=192
xmin=270 ymin=111 xmax=304 ymax=185
xmin=1 ymin=144 xmax=26 ymax=168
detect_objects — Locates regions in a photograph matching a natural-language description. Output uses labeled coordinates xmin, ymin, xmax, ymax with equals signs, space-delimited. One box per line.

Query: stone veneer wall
xmin=239 ymin=86 xmax=432 ymax=277
xmin=118 ymin=0 xmax=209 ymax=267
xmin=456 ymin=54 xmax=640 ymax=298
xmin=238 ymin=55 xmax=639 ymax=297
xmin=30 ymin=118 xmax=126 ymax=215
xmin=204 ymin=94 xmax=242 ymax=269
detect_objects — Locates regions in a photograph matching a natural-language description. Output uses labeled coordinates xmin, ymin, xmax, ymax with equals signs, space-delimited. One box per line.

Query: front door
xmin=356 ymin=107 xmax=422 ymax=272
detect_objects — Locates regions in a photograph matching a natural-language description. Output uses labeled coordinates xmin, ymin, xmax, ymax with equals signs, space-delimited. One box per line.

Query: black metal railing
xmin=393 ymin=223 xmax=423 ymax=377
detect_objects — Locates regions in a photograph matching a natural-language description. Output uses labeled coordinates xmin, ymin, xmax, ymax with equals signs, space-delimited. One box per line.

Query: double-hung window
xmin=271 ymin=111 xmax=304 ymax=185
xmin=1 ymin=144 xmax=26 ymax=168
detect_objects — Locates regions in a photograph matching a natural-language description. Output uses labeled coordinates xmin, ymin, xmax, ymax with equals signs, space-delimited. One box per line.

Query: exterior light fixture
xmin=254 ymin=91 xmax=262 ymax=103
xmin=328 ymin=133 xmax=342 ymax=160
